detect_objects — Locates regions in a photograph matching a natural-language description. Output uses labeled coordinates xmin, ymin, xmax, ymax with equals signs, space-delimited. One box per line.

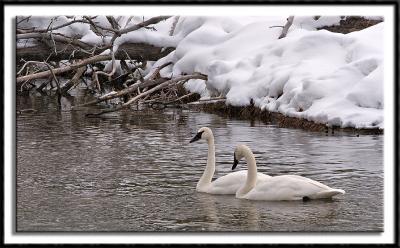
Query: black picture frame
xmin=3 ymin=0 xmax=399 ymax=246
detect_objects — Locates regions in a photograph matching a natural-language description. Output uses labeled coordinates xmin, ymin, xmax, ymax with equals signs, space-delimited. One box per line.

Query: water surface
xmin=16 ymin=93 xmax=383 ymax=232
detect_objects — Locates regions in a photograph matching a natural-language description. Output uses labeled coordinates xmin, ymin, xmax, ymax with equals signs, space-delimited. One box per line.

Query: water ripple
xmin=16 ymin=95 xmax=383 ymax=232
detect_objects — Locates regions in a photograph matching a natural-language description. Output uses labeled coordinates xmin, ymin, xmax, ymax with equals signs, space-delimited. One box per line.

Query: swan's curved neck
xmin=197 ymin=136 xmax=215 ymax=190
xmin=236 ymin=150 xmax=257 ymax=197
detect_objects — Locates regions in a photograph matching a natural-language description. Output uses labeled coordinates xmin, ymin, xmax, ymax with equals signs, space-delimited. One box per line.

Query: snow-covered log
xmin=17 ymin=15 xmax=175 ymax=62
xmin=17 ymin=54 xmax=111 ymax=84
xmin=17 ymin=41 xmax=174 ymax=62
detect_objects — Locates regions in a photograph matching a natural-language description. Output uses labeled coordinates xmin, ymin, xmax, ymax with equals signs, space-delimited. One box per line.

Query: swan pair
xmin=190 ymin=127 xmax=345 ymax=201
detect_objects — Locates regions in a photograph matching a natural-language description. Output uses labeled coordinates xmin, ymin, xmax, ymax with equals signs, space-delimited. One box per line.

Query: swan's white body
xmin=191 ymin=127 xmax=271 ymax=195
xmin=234 ymin=145 xmax=345 ymax=201
xmin=197 ymin=170 xmax=271 ymax=194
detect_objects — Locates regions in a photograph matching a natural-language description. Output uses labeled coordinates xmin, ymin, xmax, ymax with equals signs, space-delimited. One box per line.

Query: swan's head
xmin=232 ymin=144 xmax=252 ymax=170
xmin=189 ymin=127 xmax=213 ymax=143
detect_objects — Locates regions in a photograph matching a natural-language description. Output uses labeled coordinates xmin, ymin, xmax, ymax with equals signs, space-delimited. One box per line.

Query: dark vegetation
xmin=318 ymin=16 xmax=383 ymax=34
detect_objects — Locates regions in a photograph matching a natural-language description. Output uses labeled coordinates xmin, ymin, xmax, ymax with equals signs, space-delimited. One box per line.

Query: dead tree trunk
xmin=17 ymin=42 xmax=174 ymax=62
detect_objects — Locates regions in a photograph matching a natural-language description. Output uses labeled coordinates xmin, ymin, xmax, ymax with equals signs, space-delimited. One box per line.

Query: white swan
xmin=232 ymin=144 xmax=345 ymax=201
xmin=189 ymin=127 xmax=270 ymax=194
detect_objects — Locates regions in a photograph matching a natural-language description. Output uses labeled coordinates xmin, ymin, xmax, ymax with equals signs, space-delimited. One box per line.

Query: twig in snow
xmin=278 ymin=16 xmax=294 ymax=39
xmin=169 ymin=16 xmax=180 ymax=36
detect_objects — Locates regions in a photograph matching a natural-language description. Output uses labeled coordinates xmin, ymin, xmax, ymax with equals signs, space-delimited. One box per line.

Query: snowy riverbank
xmin=17 ymin=15 xmax=384 ymax=130
xmin=151 ymin=16 xmax=384 ymax=130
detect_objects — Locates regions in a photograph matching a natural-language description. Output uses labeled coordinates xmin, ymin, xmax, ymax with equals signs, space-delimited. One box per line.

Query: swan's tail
xmin=313 ymin=188 xmax=345 ymax=199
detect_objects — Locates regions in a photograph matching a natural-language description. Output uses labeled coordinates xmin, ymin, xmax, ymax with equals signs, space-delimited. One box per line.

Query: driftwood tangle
xmin=16 ymin=15 xmax=209 ymax=116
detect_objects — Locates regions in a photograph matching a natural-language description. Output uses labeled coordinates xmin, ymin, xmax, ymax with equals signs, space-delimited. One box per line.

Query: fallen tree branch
xmin=17 ymin=32 xmax=92 ymax=50
xmin=169 ymin=92 xmax=196 ymax=103
xmin=145 ymin=92 xmax=196 ymax=105
xmin=16 ymin=15 xmax=176 ymax=96
xmin=198 ymin=97 xmax=226 ymax=101
xmin=269 ymin=25 xmax=284 ymax=28
xmin=72 ymin=81 xmax=142 ymax=109
xmin=60 ymin=65 xmax=87 ymax=95
xmin=17 ymin=42 xmax=174 ymax=62
xmin=17 ymin=60 xmax=45 ymax=76
xmin=118 ymin=16 xmax=171 ymax=37
xmin=31 ymin=18 xmax=92 ymax=33
xmin=86 ymin=73 xmax=207 ymax=116
xmin=72 ymin=61 xmax=174 ymax=109
xmin=17 ymin=16 xmax=175 ymax=63
xmin=43 ymin=62 xmax=61 ymax=93
xmin=17 ymin=54 xmax=111 ymax=84
xmin=16 ymin=61 xmax=61 ymax=92
xmin=93 ymin=49 xmax=117 ymax=91
xmin=187 ymin=97 xmax=227 ymax=105
xmin=125 ymin=73 xmax=205 ymax=106
xmin=72 ymin=77 xmax=168 ymax=109
xmin=146 ymin=61 xmax=173 ymax=81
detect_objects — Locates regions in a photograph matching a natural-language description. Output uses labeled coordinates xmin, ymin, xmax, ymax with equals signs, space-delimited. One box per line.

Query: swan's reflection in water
xmin=195 ymin=193 xmax=220 ymax=230
xmin=194 ymin=192 xmax=342 ymax=231
xmin=17 ymin=95 xmax=383 ymax=231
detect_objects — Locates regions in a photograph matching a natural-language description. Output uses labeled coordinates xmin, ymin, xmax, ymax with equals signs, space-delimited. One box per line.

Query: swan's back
xmin=203 ymin=171 xmax=271 ymax=195
xmin=243 ymin=175 xmax=345 ymax=201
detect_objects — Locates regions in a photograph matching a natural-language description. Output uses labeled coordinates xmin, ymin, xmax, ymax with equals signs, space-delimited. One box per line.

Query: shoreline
xmin=182 ymin=17 xmax=384 ymax=136
xmin=187 ymin=101 xmax=383 ymax=135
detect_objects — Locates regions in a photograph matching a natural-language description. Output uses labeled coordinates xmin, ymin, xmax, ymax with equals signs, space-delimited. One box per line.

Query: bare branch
xmin=146 ymin=62 xmax=173 ymax=81
xmin=17 ymin=54 xmax=111 ymax=83
xmin=43 ymin=62 xmax=61 ymax=93
xmin=169 ymin=16 xmax=180 ymax=36
xmin=111 ymin=16 xmax=171 ymax=44
xmin=17 ymin=32 xmax=92 ymax=50
xmin=72 ymin=61 xmax=174 ymax=109
xmin=123 ymin=16 xmax=135 ymax=29
xmin=86 ymin=73 xmax=207 ymax=116
xmin=60 ymin=65 xmax=87 ymax=95
xmin=35 ymin=18 xmax=90 ymax=33
xmin=106 ymin=16 xmax=120 ymax=30
xmin=17 ymin=16 xmax=32 ymax=25
xmin=278 ymin=16 xmax=294 ymax=39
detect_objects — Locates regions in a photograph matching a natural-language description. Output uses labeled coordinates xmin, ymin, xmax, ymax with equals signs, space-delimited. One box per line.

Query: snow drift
xmin=154 ymin=16 xmax=384 ymax=129
xmin=17 ymin=15 xmax=384 ymax=129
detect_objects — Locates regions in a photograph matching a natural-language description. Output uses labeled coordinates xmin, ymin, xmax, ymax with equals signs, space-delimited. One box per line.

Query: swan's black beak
xmin=232 ymin=152 xmax=239 ymax=170
xmin=189 ymin=131 xmax=204 ymax=143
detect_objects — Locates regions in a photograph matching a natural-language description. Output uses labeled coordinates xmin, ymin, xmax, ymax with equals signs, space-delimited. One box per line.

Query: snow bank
xmin=158 ymin=16 xmax=384 ymax=129
xmin=114 ymin=16 xmax=178 ymax=48
xmin=18 ymin=15 xmax=384 ymax=129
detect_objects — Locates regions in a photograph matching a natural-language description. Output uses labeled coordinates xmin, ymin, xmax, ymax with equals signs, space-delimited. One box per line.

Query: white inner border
xmin=4 ymin=4 xmax=395 ymax=245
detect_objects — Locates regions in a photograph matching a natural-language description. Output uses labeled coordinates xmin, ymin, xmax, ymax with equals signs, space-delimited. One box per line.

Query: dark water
xmin=16 ymin=93 xmax=383 ymax=232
